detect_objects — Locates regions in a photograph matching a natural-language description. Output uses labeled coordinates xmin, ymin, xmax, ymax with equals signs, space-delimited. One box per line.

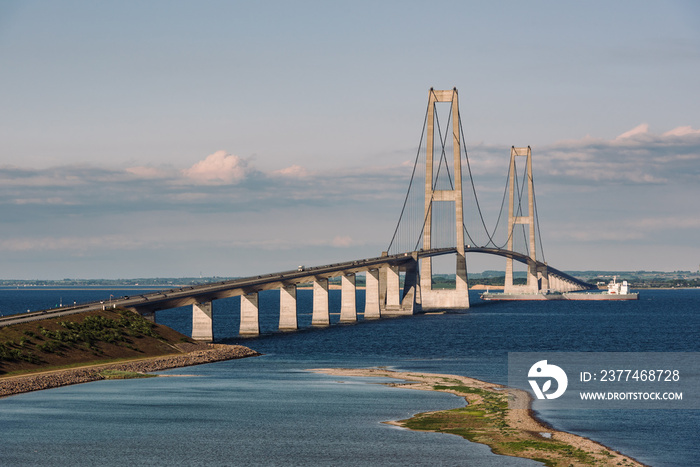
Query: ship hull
xmin=480 ymin=292 xmax=565 ymax=301
xmin=480 ymin=292 xmax=639 ymax=301
xmin=562 ymin=292 xmax=639 ymax=300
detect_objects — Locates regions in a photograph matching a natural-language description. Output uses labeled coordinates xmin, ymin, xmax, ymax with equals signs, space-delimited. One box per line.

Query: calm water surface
xmin=1 ymin=287 xmax=699 ymax=466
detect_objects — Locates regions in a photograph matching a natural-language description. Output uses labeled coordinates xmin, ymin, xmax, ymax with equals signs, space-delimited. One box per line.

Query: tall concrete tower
xmin=418 ymin=88 xmax=470 ymax=310
xmin=504 ymin=146 xmax=546 ymax=293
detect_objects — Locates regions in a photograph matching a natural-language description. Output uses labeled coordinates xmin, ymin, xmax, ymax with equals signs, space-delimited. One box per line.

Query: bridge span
xmin=0 ymin=250 xmax=421 ymax=338
xmin=0 ymin=246 xmax=592 ymax=340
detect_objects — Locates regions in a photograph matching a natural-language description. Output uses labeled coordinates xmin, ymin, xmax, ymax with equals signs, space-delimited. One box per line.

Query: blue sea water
xmin=1 ymin=287 xmax=699 ymax=466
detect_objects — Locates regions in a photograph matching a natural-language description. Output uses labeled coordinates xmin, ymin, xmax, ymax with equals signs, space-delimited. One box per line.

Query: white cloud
xmin=272 ymin=165 xmax=309 ymax=178
xmin=331 ymin=235 xmax=354 ymax=247
xmin=628 ymin=216 xmax=700 ymax=231
xmin=1 ymin=130 xmax=697 ymax=277
xmin=0 ymin=235 xmax=145 ymax=252
xmin=537 ymin=124 xmax=700 ymax=185
xmin=548 ymin=214 xmax=700 ymax=248
xmin=663 ymin=126 xmax=700 ymax=137
xmin=183 ymin=150 xmax=252 ymax=184
xmin=125 ymin=166 xmax=173 ymax=179
xmin=616 ymin=123 xmax=649 ymax=140
xmin=12 ymin=197 xmax=70 ymax=205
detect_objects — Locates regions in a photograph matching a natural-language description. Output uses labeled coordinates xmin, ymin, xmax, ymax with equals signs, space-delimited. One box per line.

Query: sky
xmin=1 ymin=0 xmax=699 ymax=279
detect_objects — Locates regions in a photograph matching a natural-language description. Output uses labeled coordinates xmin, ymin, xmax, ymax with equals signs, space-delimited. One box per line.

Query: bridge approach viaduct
xmin=0 ymin=247 xmax=591 ymax=341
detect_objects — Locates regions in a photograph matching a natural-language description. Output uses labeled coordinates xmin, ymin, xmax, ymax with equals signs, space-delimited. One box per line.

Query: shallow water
xmin=1 ymin=287 xmax=699 ymax=466
xmin=0 ymin=356 xmax=539 ymax=466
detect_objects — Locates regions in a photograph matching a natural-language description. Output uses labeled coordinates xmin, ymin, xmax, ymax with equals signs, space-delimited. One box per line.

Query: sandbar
xmin=312 ymin=368 xmax=645 ymax=467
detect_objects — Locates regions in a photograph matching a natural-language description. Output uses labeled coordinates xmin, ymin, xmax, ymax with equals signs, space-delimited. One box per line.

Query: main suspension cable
xmin=388 ymin=90 xmax=546 ymax=258
xmin=386 ymin=99 xmax=430 ymax=253
xmin=459 ymin=112 xmax=511 ymax=249
xmin=512 ymin=158 xmax=530 ymax=256
xmin=531 ymin=170 xmax=546 ymax=263
xmin=413 ymin=100 xmax=455 ymax=251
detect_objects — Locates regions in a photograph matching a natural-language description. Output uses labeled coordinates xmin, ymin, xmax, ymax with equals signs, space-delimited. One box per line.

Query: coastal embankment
xmin=313 ymin=368 xmax=645 ymax=467
xmin=1 ymin=344 xmax=259 ymax=398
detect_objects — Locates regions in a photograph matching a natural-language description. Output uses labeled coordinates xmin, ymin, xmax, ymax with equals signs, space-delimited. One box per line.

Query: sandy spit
xmin=312 ymin=367 xmax=646 ymax=467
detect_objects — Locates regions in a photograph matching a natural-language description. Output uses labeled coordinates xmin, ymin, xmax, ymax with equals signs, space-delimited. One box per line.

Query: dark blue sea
xmin=1 ymin=287 xmax=699 ymax=466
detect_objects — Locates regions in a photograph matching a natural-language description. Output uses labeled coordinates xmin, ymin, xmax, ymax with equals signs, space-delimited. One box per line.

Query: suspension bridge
xmin=0 ymin=88 xmax=594 ymax=339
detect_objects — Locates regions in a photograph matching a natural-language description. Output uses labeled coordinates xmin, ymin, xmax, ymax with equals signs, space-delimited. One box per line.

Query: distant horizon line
xmin=1 ymin=269 xmax=698 ymax=283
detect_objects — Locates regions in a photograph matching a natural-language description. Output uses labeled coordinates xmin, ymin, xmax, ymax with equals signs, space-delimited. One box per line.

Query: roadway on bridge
xmin=0 ymin=251 xmax=420 ymax=327
xmin=0 ymin=246 xmax=591 ymax=328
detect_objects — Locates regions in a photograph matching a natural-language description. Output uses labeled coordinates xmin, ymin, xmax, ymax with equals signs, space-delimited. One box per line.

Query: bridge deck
xmin=0 ymin=251 xmax=418 ymax=327
xmin=0 ymin=247 xmax=592 ymax=328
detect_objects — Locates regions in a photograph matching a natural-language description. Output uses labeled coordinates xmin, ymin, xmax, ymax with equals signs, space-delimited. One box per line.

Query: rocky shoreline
xmin=0 ymin=344 xmax=260 ymax=398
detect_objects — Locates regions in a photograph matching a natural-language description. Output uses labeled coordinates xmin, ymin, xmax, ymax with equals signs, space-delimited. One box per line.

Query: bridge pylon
xmin=418 ymin=88 xmax=470 ymax=311
xmin=504 ymin=146 xmax=549 ymax=294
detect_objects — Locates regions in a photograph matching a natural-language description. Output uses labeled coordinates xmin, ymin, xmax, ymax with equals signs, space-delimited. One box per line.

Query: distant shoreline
xmin=0 ymin=286 xmax=168 ymax=291
xmin=3 ymin=284 xmax=697 ymax=291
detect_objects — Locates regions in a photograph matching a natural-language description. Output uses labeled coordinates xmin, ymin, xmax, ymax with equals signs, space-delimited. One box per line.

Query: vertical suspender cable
xmin=386 ymin=99 xmax=430 ymax=254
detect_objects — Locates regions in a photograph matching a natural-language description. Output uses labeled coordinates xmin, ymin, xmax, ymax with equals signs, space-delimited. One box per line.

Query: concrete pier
xmin=384 ymin=265 xmax=401 ymax=312
xmin=312 ymin=279 xmax=330 ymax=326
xmin=400 ymin=259 xmax=419 ymax=314
xmin=419 ymin=255 xmax=470 ymax=311
xmin=549 ymin=275 xmax=577 ymax=292
xmin=537 ymin=265 xmax=550 ymax=291
xmin=191 ymin=301 xmax=213 ymax=342
xmin=339 ymin=273 xmax=357 ymax=323
xmin=364 ymin=269 xmax=381 ymax=319
xmin=279 ymin=285 xmax=297 ymax=331
xmin=239 ymin=292 xmax=259 ymax=336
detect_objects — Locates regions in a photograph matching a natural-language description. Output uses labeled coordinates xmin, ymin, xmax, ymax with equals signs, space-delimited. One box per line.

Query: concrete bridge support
xmin=400 ymin=259 xmax=419 ymax=314
xmin=385 ymin=265 xmax=401 ymax=311
xmin=418 ymin=89 xmax=470 ymax=311
xmin=192 ymin=302 xmax=213 ymax=342
xmin=549 ymin=277 xmax=571 ymax=292
xmin=312 ymin=279 xmax=330 ymax=326
xmin=364 ymin=269 xmax=381 ymax=319
xmin=537 ymin=265 xmax=550 ymax=291
xmin=548 ymin=276 xmax=577 ymax=292
xmin=279 ymin=285 xmax=298 ymax=331
xmin=550 ymin=276 xmax=561 ymax=291
xmin=380 ymin=260 xmax=417 ymax=316
xmin=505 ymin=260 xmax=540 ymax=294
xmin=340 ymin=273 xmax=357 ymax=323
xmin=240 ymin=292 xmax=260 ymax=336
xmin=418 ymin=255 xmax=469 ymax=310
xmin=549 ymin=276 xmax=558 ymax=291
xmin=528 ymin=262 xmax=538 ymax=293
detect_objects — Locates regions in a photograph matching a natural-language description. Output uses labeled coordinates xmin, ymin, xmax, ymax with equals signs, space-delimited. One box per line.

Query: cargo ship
xmin=562 ymin=276 xmax=639 ymax=300
xmin=479 ymin=277 xmax=638 ymax=301
xmin=480 ymin=290 xmax=565 ymax=301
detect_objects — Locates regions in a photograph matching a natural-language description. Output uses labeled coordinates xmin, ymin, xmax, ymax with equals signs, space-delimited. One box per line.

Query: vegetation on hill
xmin=432 ymin=275 xmax=527 ymax=289
xmin=0 ymin=309 xmax=196 ymax=376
